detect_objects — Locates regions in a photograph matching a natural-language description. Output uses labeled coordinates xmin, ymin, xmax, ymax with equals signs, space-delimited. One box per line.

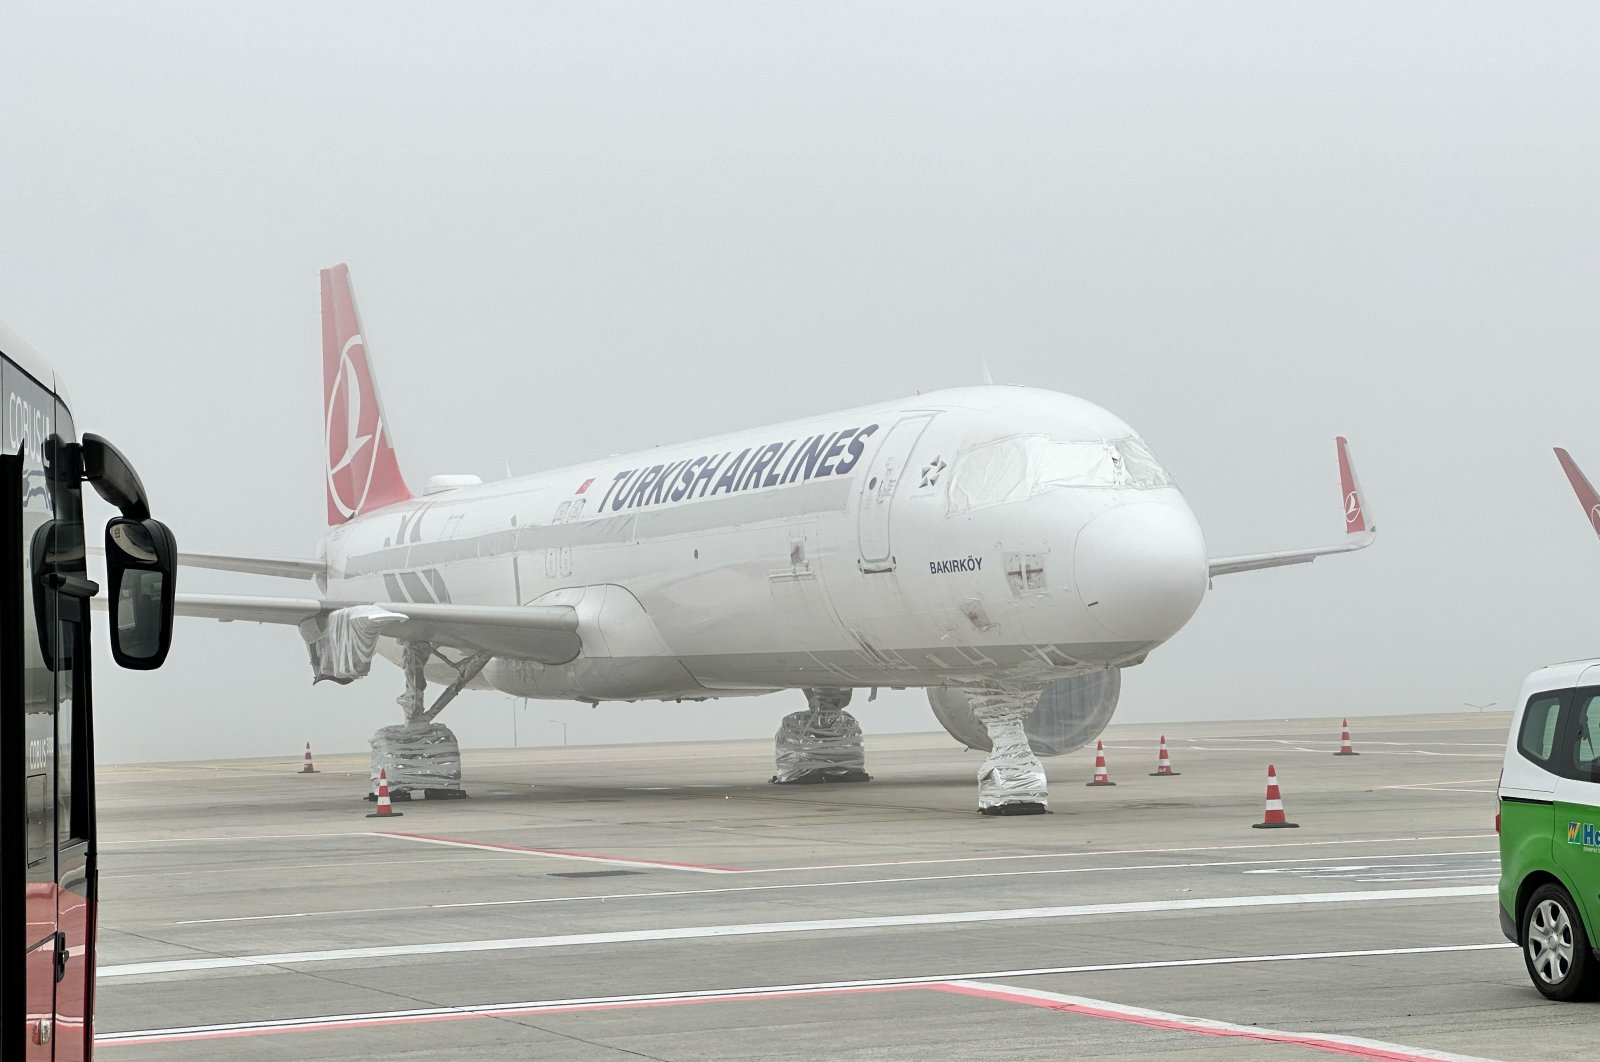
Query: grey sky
xmin=2 ymin=4 xmax=1596 ymax=763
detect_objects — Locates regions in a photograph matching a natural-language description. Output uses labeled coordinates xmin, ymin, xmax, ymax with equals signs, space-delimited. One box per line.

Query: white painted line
xmin=739 ymin=833 xmax=1498 ymax=874
xmin=371 ymin=831 xmax=742 ymax=873
xmin=100 ymin=831 xmax=384 ymax=846
xmin=103 ymin=885 xmax=1495 ymax=979
xmin=1169 ymin=746 xmax=1501 ymax=759
xmin=1380 ymin=785 xmax=1498 ymax=795
xmin=95 ymin=942 xmax=1516 ymax=1047
xmin=1161 ymin=738 xmax=1504 ymax=748
xmin=945 ymin=980 xmax=1503 ymax=1062
xmin=168 ymin=849 xmax=1498 ymax=926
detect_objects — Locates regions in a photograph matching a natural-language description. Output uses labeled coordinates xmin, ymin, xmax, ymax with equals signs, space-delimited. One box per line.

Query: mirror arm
xmin=44 ymin=572 xmax=100 ymax=599
xmin=80 ymin=434 xmax=151 ymax=520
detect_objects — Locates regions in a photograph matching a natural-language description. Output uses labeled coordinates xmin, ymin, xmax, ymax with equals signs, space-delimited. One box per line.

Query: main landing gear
xmin=771 ymin=687 xmax=872 ymax=784
xmin=367 ymin=639 xmax=489 ymax=802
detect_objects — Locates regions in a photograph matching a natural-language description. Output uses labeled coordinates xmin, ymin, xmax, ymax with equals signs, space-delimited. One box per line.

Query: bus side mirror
xmin=105 ymin=517 xmax=177 ymax=670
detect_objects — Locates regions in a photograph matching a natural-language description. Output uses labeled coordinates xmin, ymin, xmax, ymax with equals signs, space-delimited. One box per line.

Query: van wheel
xmin=1523 ymin=883 xmax=1600 ymax=1001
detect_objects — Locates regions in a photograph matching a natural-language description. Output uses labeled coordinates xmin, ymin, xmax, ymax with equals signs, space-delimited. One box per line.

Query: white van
xmin=1499 ymin=660 xmax=1600 ymax=1000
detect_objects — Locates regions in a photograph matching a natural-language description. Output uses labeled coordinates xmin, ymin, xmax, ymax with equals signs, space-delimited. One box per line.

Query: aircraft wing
xmin=1554 ymin=448 xmax=1600 ymax=539
xmin=1206 ymin=436 xmax=1376 ymax=578
xmin=175 ymin=552 xmax=323 ymax=579
xmin=169 ymin=593 xmax=581 ymax=663
xmin=87 ymin=547 xmax=323 ymax=580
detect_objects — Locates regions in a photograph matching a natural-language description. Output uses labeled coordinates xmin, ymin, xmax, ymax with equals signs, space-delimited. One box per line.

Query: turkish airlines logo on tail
xmin=326 ymin=333 xmax=385 ymax=519
xmin=1344 ymin=490 xmax=1363 ymax=527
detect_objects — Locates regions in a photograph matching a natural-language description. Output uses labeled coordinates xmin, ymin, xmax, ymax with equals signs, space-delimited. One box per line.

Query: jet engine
xmin=928 ymin=668 xmax=1121 ymax=757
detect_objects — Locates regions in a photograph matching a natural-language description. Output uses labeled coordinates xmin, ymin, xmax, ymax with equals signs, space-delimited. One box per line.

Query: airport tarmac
xmin=87 ymin=711 xmax=1583 ymax=1060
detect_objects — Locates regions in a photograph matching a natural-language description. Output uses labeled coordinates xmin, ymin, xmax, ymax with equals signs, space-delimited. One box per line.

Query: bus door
xmin=5 ymin=382 xmax=94 ymax=1058
xmin=44 ymin=400 xmax=95 ymax=1062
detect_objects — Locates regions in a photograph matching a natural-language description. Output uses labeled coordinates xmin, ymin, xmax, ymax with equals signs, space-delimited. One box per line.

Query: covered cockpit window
xmin=1037 ymin=438 xmax=1172 ymax=490
xmin=946 ymin=435 xmax=1173 ymax=514
xmin=1110 ymin=437 xmax=1173 ymax=489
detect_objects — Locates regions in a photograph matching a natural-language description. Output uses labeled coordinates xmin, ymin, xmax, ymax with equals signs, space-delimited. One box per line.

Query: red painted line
xmin=377 ymin=831 xmax=744 ymax=873
xmin=936 ymin=984 xmax=1474 ymax=1062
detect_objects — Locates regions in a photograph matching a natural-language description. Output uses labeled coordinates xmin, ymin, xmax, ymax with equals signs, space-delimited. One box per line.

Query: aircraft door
xmin=857 ymin=415 xmax=933 ymax=573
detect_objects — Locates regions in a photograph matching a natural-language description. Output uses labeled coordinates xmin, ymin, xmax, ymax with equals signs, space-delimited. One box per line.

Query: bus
xmin=2 ymin=320 xmax=177 ymax=1059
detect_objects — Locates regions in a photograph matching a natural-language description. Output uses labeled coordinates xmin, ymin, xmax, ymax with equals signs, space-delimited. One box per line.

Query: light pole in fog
xmin=511 ymin=697 xmax=528 ymax=746
xmin=549 ymin=719 xmax=568 ymax=747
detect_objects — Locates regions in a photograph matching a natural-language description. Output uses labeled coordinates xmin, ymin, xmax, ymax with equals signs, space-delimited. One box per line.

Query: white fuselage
xmin=320 ymin=386 xmax=1210 ymax=701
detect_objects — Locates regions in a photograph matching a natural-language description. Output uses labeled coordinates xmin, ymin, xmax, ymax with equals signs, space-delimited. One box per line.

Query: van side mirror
xmin=105 ymin=517 xmax=177 ymax=669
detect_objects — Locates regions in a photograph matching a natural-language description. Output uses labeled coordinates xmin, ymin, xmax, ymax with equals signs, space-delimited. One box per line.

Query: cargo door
xmin=856 ymin=415 xmax=932 ymax=573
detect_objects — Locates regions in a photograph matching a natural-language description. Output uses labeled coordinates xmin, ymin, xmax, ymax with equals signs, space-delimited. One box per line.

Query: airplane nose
xmin=1073 ymin=502 xmax=1207 ymax=643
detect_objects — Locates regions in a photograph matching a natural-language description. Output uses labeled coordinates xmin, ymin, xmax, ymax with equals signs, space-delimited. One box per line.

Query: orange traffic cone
xmin=299 ymin=742 xmax=319 ymax=774
xmin=1149 ymin=735 xmax=1180 ymax=777
xmin=1252 ymin=764 xmax=1298 ymax=829
xmin=1085 ymin=740 xmax=1116 ymax=786
xmin=366 ymin=768 xmax=403 ymax=818
xmin=1334 ymin=720 xmax=1358 ymax=756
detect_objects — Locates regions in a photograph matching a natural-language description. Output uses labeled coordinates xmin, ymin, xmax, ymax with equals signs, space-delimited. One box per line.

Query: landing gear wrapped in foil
xmin=368 ymin=721 xmax=468 ymax=801
xmin=969 ymin=684 xmax=1048 ymax=815
xmin=770 ymin=688 xmax=871 ymax=784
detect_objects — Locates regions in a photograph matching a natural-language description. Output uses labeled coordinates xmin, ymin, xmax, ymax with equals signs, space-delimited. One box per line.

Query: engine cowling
xmin=928 ymin=669 xmax=1121 ymax=757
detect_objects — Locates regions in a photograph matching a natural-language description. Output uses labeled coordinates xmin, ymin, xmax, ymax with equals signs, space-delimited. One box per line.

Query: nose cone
xmin=1074 ymin=501 xmax=1207 ymax=644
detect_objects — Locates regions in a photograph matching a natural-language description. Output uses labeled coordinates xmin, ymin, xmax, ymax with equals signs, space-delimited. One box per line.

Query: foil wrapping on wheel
xmin=771 ymin=690 xmax=866 ymax=783
xmin=969 ymin=686 xmax=1048 ymax=809
xmin=301 ymin=605 xmax=405 ymax=684
xmin=369 ymin=721 xmax=463 ymax=796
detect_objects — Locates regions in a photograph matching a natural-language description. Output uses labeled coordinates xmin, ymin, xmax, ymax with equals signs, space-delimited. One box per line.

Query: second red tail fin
xmin=1555 ymin=448 xmax=1600 ymax=539
xmin=323 ymin=264 xmax=412 ymax=524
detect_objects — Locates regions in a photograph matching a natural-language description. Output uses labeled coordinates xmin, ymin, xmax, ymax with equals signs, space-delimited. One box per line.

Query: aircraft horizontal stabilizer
xmin=1554 ymin=448 xmax=1600 ymax=540
xmin=1206 ymin=436 xmax=1376 ymax=578
xmin=165 ymin=593 xmax=581 ymax=663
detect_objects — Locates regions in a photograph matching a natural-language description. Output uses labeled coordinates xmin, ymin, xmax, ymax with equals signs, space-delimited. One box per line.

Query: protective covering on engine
xmin=770 ymin=688 xmax=870 ymax=784
xmin=369 ymin=721 xmax=463 ymax=796
xmin=929 ymin=668 xmax=1120 ymax=757
xmin=968 ymin=684 xmax=1047 ymax=810
xmin=301 ymin=605 xmax=405 ymax=684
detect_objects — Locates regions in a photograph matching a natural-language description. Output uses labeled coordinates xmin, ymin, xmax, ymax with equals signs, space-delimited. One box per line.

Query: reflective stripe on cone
xmin=1085 ymin=740 xmax=1116 ymax=787
xmin=1150 ymin=735 xmax=1180 ymax=777
xmin=1252 ymin=764 xmax=1298 ymax=829
xmin=367 ymin=768 xmax=403 ymax=818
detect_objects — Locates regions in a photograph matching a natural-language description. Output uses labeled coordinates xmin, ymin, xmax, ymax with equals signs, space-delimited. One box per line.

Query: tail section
xmin=1555 ymin=448 xmax=1600 ymax=539
xmin=1335 ymin=436 xmax=1370 ymax=534
xmin=322 ymin=264 xmax=412 ymax=524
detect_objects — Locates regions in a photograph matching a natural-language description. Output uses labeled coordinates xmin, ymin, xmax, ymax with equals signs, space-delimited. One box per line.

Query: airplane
xmin=169 ymin=264 xmax=1377 ymax=815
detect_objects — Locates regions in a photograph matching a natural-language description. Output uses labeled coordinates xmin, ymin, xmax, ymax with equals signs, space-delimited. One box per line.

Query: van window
xmin=1572 ymin=691 xmax=1600 ymax=781
xmin=1518 ymin=692 xmax=1565 ymax=766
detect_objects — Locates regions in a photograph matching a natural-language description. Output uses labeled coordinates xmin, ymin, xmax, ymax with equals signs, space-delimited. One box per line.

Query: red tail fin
xmin=322 ymin=264 xmax=411 ymax=524
xmin=1335 ymin=436 xmax=1368 ymax=534
xmin=1555 ymin=448 xmax=1600 ymax=539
